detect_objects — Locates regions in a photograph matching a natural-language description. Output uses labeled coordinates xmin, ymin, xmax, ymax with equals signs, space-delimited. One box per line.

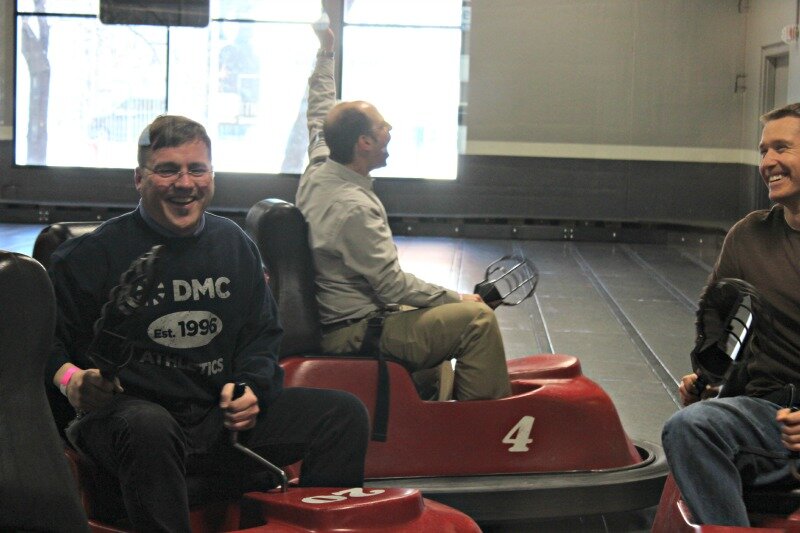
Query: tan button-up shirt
xmin=296 ymin=55 xmax=460 ymax=325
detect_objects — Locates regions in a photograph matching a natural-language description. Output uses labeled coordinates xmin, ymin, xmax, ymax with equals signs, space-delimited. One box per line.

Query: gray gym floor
xmin=394 ymin=234 xmax=723 ymax=445
xmin=2 ymin=222 xmax=725 ymax=531
xmin=394 ymin=234 xmax=721 ymax=532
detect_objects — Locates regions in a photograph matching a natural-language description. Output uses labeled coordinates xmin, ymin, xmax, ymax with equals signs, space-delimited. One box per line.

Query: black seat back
xmin=33 ymin=222 xmax=103 ymax=438
xmin=0 ymin=251 xmax=89 ymax=531
xmin=246 ymin=199 xmax=322 ymax=357
xmin=33 ymin=222 xmax=101 ymax=270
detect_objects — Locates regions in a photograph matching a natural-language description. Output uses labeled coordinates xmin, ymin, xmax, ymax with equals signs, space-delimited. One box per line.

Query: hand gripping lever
xmin=229 ymin=382 xmax=289 ymax=492
xmin=690 ymin=278 xmax=758 ymax=397
xmin=689 ymin=280 xmax=799 ymax=479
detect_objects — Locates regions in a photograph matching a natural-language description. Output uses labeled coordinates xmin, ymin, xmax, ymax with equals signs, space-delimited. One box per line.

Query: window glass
xmin=211 ymin=0 xmax=319 ymax=22
xmin=16 ymin=15 xmax=167 ymax=167
xmin=342 ymin=25 xmax=461 ymax=179
xmin=345 ymin=0 xmax=461 ymax=27
xmin=17 ymin=0 xmax=97 ymax=15
xmin=14 ymin=0 xmax=463 ymax=179
xmin=168 ymin=21 xmax=318 ymax=173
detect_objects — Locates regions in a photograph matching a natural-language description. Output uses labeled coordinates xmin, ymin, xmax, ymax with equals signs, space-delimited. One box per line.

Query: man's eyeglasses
xmin=143 ymin=166 xmax=214 ymax=182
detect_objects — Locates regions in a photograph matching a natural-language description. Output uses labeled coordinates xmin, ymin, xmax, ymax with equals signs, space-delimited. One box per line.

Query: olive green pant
xmin=320 ymin=302 xmax=511 ymax=400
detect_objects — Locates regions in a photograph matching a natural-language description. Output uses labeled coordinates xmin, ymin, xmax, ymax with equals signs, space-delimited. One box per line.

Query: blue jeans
xmin=67 ymin=387 xmax=369 ymax=533
xmin=662 ymin=396 xmax=799 ymax=526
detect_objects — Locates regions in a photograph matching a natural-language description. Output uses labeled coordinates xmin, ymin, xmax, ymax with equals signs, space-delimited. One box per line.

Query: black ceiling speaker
xmin=99 ymin=0 xmax=210 ymax=27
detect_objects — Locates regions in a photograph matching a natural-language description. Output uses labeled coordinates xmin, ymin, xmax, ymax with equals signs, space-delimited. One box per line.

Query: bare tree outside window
xmin=20 ymin=0 xmax=50 ymax=165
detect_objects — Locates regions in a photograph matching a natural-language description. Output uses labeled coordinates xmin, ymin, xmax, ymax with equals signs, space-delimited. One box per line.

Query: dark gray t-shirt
xmin=709 ymin=205 xmax=800 ymax=398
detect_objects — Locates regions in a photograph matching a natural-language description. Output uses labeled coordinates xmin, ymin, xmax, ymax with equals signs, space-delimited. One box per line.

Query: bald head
xmin=324 ymin=101 xmax=379 ymax=165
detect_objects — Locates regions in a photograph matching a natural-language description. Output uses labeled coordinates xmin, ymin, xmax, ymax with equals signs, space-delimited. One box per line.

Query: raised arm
xmin=306 ymin=26 xmax=336 ymax=167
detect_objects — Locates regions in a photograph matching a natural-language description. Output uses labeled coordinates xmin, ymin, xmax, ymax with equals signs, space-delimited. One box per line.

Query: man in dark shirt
xmin=662 ymin=102 xmax=800 ymax=526
xmin=47 ymin=115 xmax=369 ymax=532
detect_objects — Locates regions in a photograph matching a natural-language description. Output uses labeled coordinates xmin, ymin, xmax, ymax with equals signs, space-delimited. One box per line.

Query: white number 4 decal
xmin=502 ymin=415 xmax=535 ymax=452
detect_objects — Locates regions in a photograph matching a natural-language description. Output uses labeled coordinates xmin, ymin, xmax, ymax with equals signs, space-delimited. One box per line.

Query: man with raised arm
xmin=46 ymin=115 xmax=369 ymax=532
xmin=662 ymin=102 xmax=800 ymax=526
xmin=296 ymin=27 xmax=511 ymax=401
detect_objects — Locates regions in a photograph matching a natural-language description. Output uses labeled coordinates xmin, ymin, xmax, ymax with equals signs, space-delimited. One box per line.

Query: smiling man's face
xmin=759 ymin=116 xmax=800 ymax=211
xmin=135 ymin=139 xmax=214 ymax=236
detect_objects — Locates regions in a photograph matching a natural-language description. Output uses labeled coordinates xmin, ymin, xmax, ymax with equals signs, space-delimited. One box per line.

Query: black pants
xmin=67 ymin=387 xmax=369 ymax=533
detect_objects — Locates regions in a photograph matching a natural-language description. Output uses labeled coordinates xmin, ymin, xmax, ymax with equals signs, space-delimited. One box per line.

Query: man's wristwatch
xmin=317 ymin=49 xmax=335 ymax=58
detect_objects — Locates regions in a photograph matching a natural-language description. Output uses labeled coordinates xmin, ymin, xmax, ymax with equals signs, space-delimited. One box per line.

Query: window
xmin=14 ymin=0 xmax=464 ymax=179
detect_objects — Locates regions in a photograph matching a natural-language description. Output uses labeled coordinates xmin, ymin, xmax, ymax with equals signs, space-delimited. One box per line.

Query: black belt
xmin=761 ymin=384 xmax=800 ymax=408
xmin=319 ymin=313 xmax=390 ymax=442
xmin=320 ymin=317 xmax=368 ymax=335
xmin=361 ymin=316 xmax=389 ymax=442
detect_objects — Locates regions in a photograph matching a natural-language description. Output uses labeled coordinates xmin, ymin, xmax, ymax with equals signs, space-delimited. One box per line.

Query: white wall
xmin=741 ymin=0 xmax=797 ymax=153
xmin=467 ymin=0 xmax=748 ymax=163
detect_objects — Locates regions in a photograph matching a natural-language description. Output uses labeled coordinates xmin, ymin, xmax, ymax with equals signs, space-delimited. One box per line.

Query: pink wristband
xmin=59 ymin=366 xmax=79 ymax=396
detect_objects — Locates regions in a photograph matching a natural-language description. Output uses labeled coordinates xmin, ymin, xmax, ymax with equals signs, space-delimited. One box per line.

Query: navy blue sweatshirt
xmin=46 ymin=210 xmax=283 ymax=449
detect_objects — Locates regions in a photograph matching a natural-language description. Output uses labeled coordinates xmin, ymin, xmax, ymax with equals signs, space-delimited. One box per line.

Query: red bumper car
xmin=652 ymin=474 xmax=800 ymax=533
xmin=244 ymin=198 xmax=669 ymax=525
